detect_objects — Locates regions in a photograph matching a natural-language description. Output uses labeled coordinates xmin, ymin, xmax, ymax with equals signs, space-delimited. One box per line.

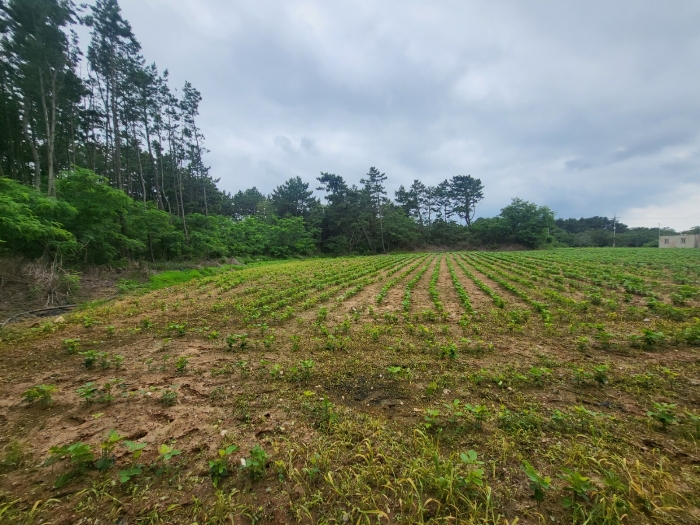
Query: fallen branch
xmin=1 ymin=305 xmax=77 ymax=328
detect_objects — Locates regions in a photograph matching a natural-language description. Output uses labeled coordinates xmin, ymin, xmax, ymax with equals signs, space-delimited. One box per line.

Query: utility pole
xmin=613 ymin=214 xmax=617 ymax=248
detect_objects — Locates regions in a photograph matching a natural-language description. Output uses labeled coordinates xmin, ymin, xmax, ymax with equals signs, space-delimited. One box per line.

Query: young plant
xmin=209 ymin=444 xmax=239 ymax=487
xmin=118 ymin=441 xmax=148 ymax=483
xmin=44 ymin=442 xmax=94 ymax=488
xmin=528 ymin=367 xmax=551 ymax=386
xmin=79 ymin=350 xmax=98 ymax=369
xmin=160 ymin=387 xmax=178 ymax=406
xmin=76 ymin=382 xmax=98 ymax=405
xmin=521 ymin=460 xmax=551 ymax=503
xmin=21 ymin=384 xmax=57 ymax=406
xmin=559 ymin=468 xmax=595 ymax=509
xmin=241 ymin=444 xmax=268 ymax=481
xmin=226 ymin=333 xmax=248 ymax=350
xmin=175 ymin=356 xmax=189 ymax=373
xmin=95 ymin=429 xmax=124 ymax=471
xmin=457 ymin=450 xmax=485 ymax=488
xmin=62 ymin=338 xmax=81 ymax=354
xmin=155 ymin=443 xmax=182 ymax=475
xmin=592 ymin=364 xmax=609 ymax=386
xmin=647 ymin=402 xmax=678 ymax=431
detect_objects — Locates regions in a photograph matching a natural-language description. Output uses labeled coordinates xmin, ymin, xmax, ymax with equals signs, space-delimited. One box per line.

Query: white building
xmin=659 ymin=234 xmax=700 ymax=248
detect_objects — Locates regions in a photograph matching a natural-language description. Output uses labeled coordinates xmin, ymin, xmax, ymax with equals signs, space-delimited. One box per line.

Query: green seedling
xmin=209 ymin=444 xmax=239 ymax=487
xmin=160 ymin=387 xmax=178 ymax=406
xmin=76 ymin=382 xmax=98 ymax=404
xmin=226 ymin=333 xmax=248 ymax=350
xmin=572 ymin=367 xmax=591 ymax=385
xmin=106 ymin=325 xmax=115 ymax=337
xmin=44 ymin=442 xmax=94 ymax=488
xmin=62 ymin=338 xmax=81 ymax=354
xmin=592 ymin=364 xmax=609 ymax=386
xmin=100 ymin=379 xmax=122 ymax=405
xmin=118 ymin=440 xmax=148 ymax=483
xmin=175 ymin=356 xmax=189 ymax=373
xmin=424 ymin=408 xmax=441 ymax=430
xmin=168 ymin=323 xmax=187 ymax=336
xmin=457 ymin=450 xmax=485 ymax=488
xmin=647 ymin=402 xmax=677 ymax=431
xmin=575 ymin=336 xmax=589 ymax=352
xmin=79 ymin=350 xmax=98 ymax=369
xmin=559 ymin=468 xmax=595 ymax=509
xmin=113 ymin=355 xmax=124 ymax=369
xmin=439 ymin=342 xmax=458 ymax=360
xmin=642 ymin=328 xmax=665 ymax=347
xmin=21 ymin=384 xmax=57 ymax=406
xmin=98 ymin=352 xmax=111 ymax=370
xmin=145 ymin=358 xmax=154 ymax=371
xmin=521 ymin=460 xmax=551 ymax=502
xmin=241 ymin=444 xmax=268 ymax=481
xmin=269 ymin=363 xmax=283 ymax=378
xmin=529 ymin=367 xmax=551 ymax=386
xmin=299 ymin=359 xmax=315 ymax=380
xmin=465 ymin=403 xmax=490 ymax=428
xmin=95 ymin=429 xmax=124 ymax=471
xmin=155 ymin=443 xmax=182 ymax=475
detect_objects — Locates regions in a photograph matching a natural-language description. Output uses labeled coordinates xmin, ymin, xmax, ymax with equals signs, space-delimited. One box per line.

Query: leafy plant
xmin=79 ymin=350 xmax=98 ymax=369
xmin=118 ymin=440 xmax=148 ymax=483
xmin=592 ymin=364 xmax=609 ymax=386
xmin=62 ymin=338 xmax=81 ymax=354
xmin=209 ymin=444 xmax=239 ymax=487
xmin=241 ymin=444 xmax=268 ymax=481
xmin=44 ymin=442 xmax=95 ymax=488
xmin=559 ymin=468 xmax=595 ymax=509
xmin=226 ymin=333 xmax=248 ymax=350
xmin=21 ymin=384 xmax=57 ymax=406
xmin=521 ymin=460 xmax=551 ymax=502
xmin=160 ymin=387 xmax=178 ymax=406
xmin=175 ymin=356 xmax=189 ymax=373
xmin=76 ymin=382 xmax=98 ymax=404
xmin=95 ymin=429 xmax=124 ymax=471
xmin=647 ymin=402 xmax=677 ymax=431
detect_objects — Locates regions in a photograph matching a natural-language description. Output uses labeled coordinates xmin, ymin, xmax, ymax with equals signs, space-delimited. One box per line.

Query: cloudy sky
xmin=116 ymin=0 xmax=700 ymax=230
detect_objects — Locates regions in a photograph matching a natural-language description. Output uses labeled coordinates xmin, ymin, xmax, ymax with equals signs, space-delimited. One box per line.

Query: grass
xmin=0 ymin=249 xmax=699 ymax=523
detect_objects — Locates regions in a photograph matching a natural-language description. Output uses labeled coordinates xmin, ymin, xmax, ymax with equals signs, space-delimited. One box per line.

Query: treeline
xmin=554 ymin=217 xmax=700 ymax=248
xmin=0 ymin=0 xmax=233 ymax=225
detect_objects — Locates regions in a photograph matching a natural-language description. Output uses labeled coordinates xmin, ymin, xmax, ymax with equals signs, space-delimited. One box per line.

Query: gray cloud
xmin=119 ymin=0 xmax=700 ymax=229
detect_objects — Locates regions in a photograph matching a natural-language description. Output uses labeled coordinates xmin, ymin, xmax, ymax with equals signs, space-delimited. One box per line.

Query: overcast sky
xmin=114 ymin=0 xmax=700 ymax=230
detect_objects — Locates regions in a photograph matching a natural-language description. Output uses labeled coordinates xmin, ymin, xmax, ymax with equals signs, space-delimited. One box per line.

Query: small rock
xmin=643 ymin=318 xmax=650 ymax=322
xmin=54 ymin=316 xmax=65 ymax=324
xmin=443 ymin=389 xmax=451 ymax=395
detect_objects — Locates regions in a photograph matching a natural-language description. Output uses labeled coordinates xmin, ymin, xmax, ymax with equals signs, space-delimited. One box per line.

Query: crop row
xmin=451 ymin=255 xmax=505 ymax=308
xmin=376 ymin=255 xmax=429 ymax=304
xmin=459 ymin=254 xmax=552 ymax=322
xmin=402 ymin=255 xmax=436 ymax=312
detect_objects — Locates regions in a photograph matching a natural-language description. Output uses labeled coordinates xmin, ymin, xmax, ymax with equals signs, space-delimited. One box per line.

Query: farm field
xmin=1 ymin=249 xmax=700 ymax=524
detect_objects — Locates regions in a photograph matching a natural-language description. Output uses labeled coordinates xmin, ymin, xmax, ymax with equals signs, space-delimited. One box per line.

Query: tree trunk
xmin=132 ymin=122 xmax=147 ymax=204
xmin=111 ymin=70 xmax=122 ymax=189
xmin=21 ymin=97 xmax=42 ymax=190
xmin=38 ymin=69 xmax=58 ymax=197
xmin=142 ymin=104 xmax=163 ymax=209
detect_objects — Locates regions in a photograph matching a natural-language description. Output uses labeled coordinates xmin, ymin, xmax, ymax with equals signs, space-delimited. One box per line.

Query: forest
xmin=1 ymin=0 xmax=695 ymax=266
